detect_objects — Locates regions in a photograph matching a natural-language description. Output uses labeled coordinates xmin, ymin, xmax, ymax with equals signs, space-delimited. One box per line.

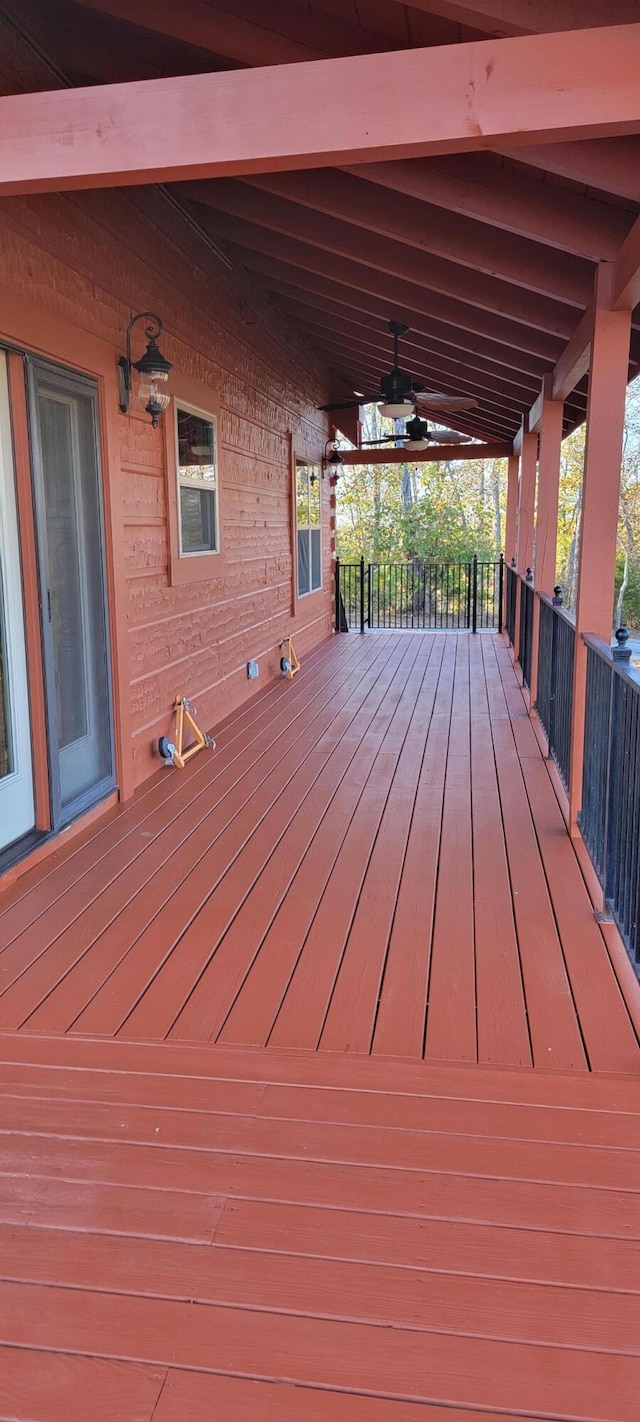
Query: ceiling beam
xmin=496 ymin=137 xmax=640 ymax=203
xmin=551 ymin=305 xmax=594 ymax=400
xmin=244 ymin=169 xmax=593 ymax=306
xmin=189 ymin=182 xmax=579 ymax=337
xmin=612 ymin=213 xmax=640 ymax=310
xmin=344 ymin=154 xmax=633 ymax=262
xmin=340 ymin=442 xmax=513 ymax=464
xmin=2 ymin=25 xmax=640 ymax=194
xmin=69 ymin=0 xmax=393 ymax=65
xmin=273 ymin=289 xmax=542 ymax=399
xmin=386 ymin=2 xmax=640 ymax=34
xmin=198 ymin=210 xmax=569 ymax=361
xmin=285 ymin=302 xmax=536 ymax=411
xmin=227 ymin=243 xmax=558 ymax=376
xmin=221 ymin=237 xmax=566 ymax=372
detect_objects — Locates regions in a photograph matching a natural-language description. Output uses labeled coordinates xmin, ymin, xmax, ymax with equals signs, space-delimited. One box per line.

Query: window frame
xmin=164 ymin=385 xmax=224 ymax=587
xmin=294 ymin=456 xmax=322 ymax=602
xmin=175 ymin=399 xmax=219 ymax=558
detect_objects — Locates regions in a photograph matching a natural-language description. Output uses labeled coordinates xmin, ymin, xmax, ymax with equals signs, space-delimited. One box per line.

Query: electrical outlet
xmin=247 ymin=660 xmax=259 ymax=679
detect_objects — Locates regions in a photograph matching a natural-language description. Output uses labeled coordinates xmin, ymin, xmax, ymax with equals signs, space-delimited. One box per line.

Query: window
xmin=296 ymin=460 xmax=321 ymax=597
xmin=175 ymin=402 xmax=219 ymax=555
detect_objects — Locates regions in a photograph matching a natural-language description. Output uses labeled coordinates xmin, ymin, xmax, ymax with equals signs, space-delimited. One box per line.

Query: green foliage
xmin=336 ymin=456 xmax=505 ymax=565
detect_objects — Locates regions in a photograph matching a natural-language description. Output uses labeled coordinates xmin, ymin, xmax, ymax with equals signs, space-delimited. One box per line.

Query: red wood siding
xmin=0 ymin=184 xmax=335 ymax=791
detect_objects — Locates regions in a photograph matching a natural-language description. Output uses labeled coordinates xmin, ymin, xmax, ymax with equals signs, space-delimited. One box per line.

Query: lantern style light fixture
xmin=118 ymin=312 xmax=173 ymax=427
xmin=323 ymin=439 xmax=344 ymax=480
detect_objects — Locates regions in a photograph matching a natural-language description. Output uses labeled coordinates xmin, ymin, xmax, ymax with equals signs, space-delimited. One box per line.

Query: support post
xmin=513 ymin=427 xmax=537 ymax=669
xmin=503 ymin=453 xmax=519 ymax=630
xmin=504 ymin=454 xmax=520 ymax=564
xmin=568 ymin=263 xmax=631 ymax=834
xmin=529 ymin=378 xmax=564 ymax=708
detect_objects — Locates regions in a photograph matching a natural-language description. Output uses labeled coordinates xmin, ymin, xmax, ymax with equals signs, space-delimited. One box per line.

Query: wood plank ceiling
xmin=3 ymin=0 xmax=640 ymax=444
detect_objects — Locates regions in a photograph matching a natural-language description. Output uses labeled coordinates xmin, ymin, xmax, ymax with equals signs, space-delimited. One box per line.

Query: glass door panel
xmin=0 ymin=352 xmax=35 ymax=850
xmin=29 ymin=361 xmax=114 ymax=825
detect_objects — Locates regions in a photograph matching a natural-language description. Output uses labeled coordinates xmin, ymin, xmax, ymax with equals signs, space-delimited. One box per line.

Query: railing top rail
xmin=536 ymin=588 xmax=576 ymax=629
xmin=583 ymin=632 xmax=640 ymax=692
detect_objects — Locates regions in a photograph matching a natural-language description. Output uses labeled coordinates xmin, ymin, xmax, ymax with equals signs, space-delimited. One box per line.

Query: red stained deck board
xmin=170 ymin=633 xmax=432 ymax=1044
xmin=153 ymin=1369 xmax=513 ymax=1422
xmin=0 ymin=1032 xmax=638 ymax=1112
xmin=2 ymin=1130 xmax=637 ymax=1237
xmin=1 ymin=1223 xmax=638 ymax=1356
xmin=207 ymin=639 xmax=440 ymax=1047
xmin=1 ymin=1092 xmax=638 ymax=1190
xmin=0 ymin=1173 xmax=224 ymax=1243
xmin=318 ymin=637 xmax=447 ymax=1054
xmin=0 ymin=634 xmax=379 ymax=1029
xmin=215 ymin=1196 xmax=640 ymax=1291
xmin=3 ymin=1064 xmax=639 ymax=1146
xmin=37 ymin=633 xmax=396 ymax=1038
xmin=468 ymin=633 xmax=531 ymax=1066
xmin=0 ymin=632 xmax=636 ymax=1078
xmin=371 ymin=637 xmax=454 ymax=1058
xmin=1 ymin=1277 xmax=638 ymax=1420
xmin=481 ymin=637 xmax=589 ymax=1069
xmin=0 ymin=633 xmax=354 ymax=943
xmin=424 ymin=635 xmax=477 ymax=1062
xmin=0 ymin=1346 xmax=165 ymax=1422
xmin=237 ymin=638 xmax=435 ymax=1051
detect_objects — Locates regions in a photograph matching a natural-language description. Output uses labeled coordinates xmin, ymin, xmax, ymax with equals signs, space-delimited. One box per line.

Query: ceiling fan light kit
xmin=379 ymin=401 xmax=415 ymax=418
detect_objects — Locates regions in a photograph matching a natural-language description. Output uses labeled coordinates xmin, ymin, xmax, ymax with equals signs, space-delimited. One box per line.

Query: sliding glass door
xmin=0 ymin=353 xmax=35 ymax=852
xmin=29 ymin=360 xmax=114 ymax=826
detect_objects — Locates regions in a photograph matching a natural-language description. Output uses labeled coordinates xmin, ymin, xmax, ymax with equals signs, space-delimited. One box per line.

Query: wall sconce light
xmin=118 ymin=312 xmax=173 ymax=427
xmin=323 ymin=439 xmax=344 ymax=481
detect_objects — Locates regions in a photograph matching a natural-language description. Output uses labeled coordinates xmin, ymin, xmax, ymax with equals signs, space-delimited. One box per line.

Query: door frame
xmin=0 ymin=284 xmax=134 ymax=834
xmin=27 ymin=356 xmax=116 ymax=829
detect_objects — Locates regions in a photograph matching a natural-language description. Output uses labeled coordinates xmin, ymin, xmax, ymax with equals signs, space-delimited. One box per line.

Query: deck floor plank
xmin=424 ymin=636 xmax=477 ymax=1062
xmin=1 ymin=1021 xmax=637 ymax=1422
xmin=0 ymin=632 xmax=637 ymax=1074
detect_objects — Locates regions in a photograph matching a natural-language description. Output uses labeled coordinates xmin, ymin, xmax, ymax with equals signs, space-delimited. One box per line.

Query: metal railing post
xmin=498 ymin=554 xmax=504 ymax=634
xmin=367 ymin=563 xmax=372 ymax=629
xmin=472 ymin=555 xmax=478 ymax=635
xmin=359 ymin=555 xmax=365 ymax=634
xmin=335 ymin=558 xmax=341 ymax=633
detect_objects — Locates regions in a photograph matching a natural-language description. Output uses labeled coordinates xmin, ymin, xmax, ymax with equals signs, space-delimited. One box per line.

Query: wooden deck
xmin=1 ymin=638 xmax=640 ymax=1420
xmin=0 ymin=630 xmax=639 ymax=1068
xmin=0 ymin=1031 xmax=639 ymax=1421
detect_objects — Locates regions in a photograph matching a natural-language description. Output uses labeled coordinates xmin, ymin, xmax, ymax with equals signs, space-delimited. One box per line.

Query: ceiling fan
xmin=318 ymin=320 xmax=479 ymax=420
xmin=360 ymin=415 xmax=474 ymax=451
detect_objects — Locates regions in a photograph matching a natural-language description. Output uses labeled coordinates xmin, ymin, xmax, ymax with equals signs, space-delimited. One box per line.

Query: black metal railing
xmin=336 ymin=556 xmax=503 ymax=633
xmin=535 ymin=589 xmax=575 ymax=793
xmin=505 ymin=562 xmax=517 ymax=646
xmin=580 ymin=632 xmax=640 ymax=972
xmin=335 ymin=558 xmax=365 ymax=634
xmin=518 ymin=575 xmax=534 ymax=689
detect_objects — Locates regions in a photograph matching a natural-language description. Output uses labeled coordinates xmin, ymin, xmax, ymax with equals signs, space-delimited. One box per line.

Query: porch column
xmin=504 ymin=453 xmax=519 ymax=563
xmin=568 ymin=263 xmax=631 ymax=833
xmin=503 ymin=451 xmax=520 ymax=638
xmin=513 ymin=428 xmax=537 ymax=666
xmin=529 ymin=379 xmax=564 ymax=706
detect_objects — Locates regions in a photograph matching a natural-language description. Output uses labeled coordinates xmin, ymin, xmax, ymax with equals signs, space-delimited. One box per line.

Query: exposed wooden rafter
xmin=1 ymin=25 xmax=640 ymax=194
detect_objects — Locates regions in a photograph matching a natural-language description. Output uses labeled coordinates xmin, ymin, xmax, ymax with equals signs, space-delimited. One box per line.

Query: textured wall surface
xmin=0 ymin=184 xmax=335 ymax=791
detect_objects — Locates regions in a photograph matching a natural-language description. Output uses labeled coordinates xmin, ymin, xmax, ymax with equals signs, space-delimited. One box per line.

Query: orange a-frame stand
xmin=158 ymin=695 xmax=215 ymax=769
xmin=280 ymin=636 xmax=300 ymax=680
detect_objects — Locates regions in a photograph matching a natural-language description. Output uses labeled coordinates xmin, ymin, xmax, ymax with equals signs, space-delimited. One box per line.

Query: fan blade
xmin=316 ymin=399 xmax=368 ymax=412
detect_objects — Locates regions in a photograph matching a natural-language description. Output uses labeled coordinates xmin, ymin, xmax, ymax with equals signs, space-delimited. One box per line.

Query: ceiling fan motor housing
xmin=380 ymin=365 xmax=413 ymax=404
